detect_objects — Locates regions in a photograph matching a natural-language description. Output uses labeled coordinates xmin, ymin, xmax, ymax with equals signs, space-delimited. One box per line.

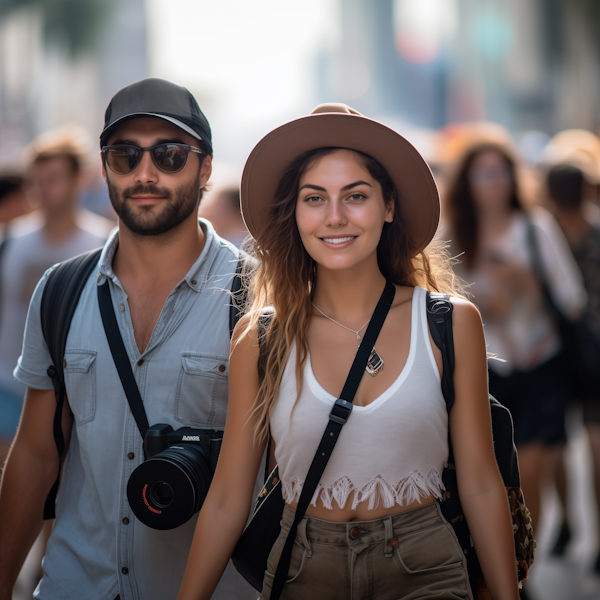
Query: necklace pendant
xmin=365 ymin=347 xmax=384 ymax=377
xmin=356 ymin=333 xmax=361 ymax=340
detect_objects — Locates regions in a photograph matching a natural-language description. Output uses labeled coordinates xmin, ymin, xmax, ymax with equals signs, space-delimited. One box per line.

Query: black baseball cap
xmin=100 ymin=78 xmax=212 ymax=154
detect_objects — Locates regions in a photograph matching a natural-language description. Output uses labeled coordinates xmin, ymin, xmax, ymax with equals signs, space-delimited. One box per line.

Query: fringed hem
xmin=282 ymin=469 xmax=445 ymax=510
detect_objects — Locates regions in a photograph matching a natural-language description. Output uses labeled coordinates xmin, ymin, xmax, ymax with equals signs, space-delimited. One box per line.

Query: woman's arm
xmin=178 ymin=315 xmax=266 ymax=600
xmin=449 ymin=299 xmax=519 ymax=600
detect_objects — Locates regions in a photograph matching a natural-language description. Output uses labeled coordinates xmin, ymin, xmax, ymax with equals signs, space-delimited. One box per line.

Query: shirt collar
xmin=97 ymin=218 xmax=221 ymax=292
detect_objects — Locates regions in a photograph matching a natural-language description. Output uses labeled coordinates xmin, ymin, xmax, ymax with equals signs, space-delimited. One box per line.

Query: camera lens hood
xmin=127 ymin=444 xmax=212 ymax=530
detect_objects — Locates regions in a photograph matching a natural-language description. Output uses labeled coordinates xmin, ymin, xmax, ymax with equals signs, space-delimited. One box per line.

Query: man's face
xmin=28 ymin=155 xmax=79 ymax=214
xmin=102 ymin=117 xmax=212 ymax=236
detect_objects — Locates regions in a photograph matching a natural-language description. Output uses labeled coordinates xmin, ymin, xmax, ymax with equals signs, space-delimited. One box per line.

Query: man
xmin=0 ymin=78 xmax=258 ymax=600
xmin=0 ymin=129 xmax=113 ymax=467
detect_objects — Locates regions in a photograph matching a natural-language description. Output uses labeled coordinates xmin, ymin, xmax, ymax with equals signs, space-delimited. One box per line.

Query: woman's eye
xmin=305 ymin=195 xmax=322 ymax=203
xmin=348 ymin=193 xmax=365 ymax=201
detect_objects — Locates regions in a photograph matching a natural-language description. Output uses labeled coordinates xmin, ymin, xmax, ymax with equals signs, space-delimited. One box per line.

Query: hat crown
xmin=310 ymin=103 xmax=362 ymax=117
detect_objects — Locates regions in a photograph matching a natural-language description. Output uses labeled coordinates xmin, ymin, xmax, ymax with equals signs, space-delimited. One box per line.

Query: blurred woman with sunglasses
xmin=444 ymin=141 xmax=586 ymax=537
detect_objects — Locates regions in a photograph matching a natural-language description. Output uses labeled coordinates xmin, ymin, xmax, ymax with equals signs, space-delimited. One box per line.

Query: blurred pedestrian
xmin=0 ymin=126 xmax=113 ymax=468
xmin=443 ymin=141 xmax=586 ymax=539
xmin=199 ymin=185 xmax=248 ymax=247
xmin=546 ymin=162 xmax=600 ymax=572
xmin=0 ymin=172 xmax=31 ymax=239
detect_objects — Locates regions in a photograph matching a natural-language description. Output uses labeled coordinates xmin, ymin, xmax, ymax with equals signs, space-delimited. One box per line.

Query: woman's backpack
xmin=426 ymin=292 xmax=536 ymax=596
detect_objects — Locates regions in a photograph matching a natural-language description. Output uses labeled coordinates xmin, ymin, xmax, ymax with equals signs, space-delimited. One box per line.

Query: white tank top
xmin=270 ymin=286 xmax=448 ymax=511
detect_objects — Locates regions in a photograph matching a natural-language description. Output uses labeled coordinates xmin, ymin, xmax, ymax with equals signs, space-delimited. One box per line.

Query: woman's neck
xmin=312 ymin=260 xmax=388 ymax=324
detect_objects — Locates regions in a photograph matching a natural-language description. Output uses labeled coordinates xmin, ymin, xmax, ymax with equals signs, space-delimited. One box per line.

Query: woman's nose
xmin=325 ymin=199 xmax=347 ymax=226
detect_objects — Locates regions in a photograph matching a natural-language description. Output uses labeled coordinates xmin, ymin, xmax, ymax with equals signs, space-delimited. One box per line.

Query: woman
xmin=444 ymin=141 xmax=586 ymax=538
xmin=547 ymin=162 xmax=600 ymax=569
xmin=178 ymin=105 xmax=519 ymax=600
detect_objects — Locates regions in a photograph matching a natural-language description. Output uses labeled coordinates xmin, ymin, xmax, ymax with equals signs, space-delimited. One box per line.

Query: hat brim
xmin=241 ymin=112 xmax=439 ymax=255
xmin=100 ymin=113 xmax=209 ymax=151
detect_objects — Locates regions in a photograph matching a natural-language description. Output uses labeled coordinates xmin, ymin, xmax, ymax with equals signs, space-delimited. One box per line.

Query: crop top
xmin=269 ymin=286 xmax=448 ymax=511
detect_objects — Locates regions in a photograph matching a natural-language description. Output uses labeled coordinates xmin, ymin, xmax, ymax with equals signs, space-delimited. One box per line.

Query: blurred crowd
xmin=3 ymin=118 xmax=600 ymax=600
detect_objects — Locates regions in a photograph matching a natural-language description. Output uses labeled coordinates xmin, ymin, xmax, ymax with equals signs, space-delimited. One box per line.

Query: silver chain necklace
xmin=311 ymin=302 xmax=385 ymax=376
xmin=311 ymin=303 xmax=370 ymax=340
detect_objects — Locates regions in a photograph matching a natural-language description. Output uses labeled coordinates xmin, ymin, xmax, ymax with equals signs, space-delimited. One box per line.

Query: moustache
xmin=122 ymin=184 xmax=172 ymax=200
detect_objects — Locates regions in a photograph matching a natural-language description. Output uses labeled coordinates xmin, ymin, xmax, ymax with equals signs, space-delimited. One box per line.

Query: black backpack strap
xmin=270 ymin=281 xmax=396 ymax=600
xmin=40 ymin=247 xmax=103 ymax=519
xmin=426 ymin=292 xmax=455 ymax=411
xmin=230 ymin=252 xmax=258 ymax=337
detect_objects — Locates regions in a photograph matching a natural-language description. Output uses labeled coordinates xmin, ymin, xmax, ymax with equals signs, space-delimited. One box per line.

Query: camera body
xmin=127 ymin=424 xmax=222 ymax=530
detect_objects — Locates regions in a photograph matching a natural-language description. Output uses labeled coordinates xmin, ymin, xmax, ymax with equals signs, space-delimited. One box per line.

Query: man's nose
xmin=134 ymin=149 xmax=159 ymax=183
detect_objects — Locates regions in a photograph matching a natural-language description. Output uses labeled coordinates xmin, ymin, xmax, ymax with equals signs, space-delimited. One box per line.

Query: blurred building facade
xmin=317 ymin=0 xmax=600 ymax=135
xmin=0 ymin=0 xmax=148 ymax=170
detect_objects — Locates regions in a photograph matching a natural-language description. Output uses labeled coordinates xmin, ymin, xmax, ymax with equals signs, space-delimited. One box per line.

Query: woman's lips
xmin=319 ymin=235 xmax=357 ymax=249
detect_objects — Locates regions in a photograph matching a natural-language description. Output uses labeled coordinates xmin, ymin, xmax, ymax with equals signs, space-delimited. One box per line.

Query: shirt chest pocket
xmin=63 ymin=350 xmax=97 ymax=426
xmin=175 ymin=353 xmax=229 ymax=428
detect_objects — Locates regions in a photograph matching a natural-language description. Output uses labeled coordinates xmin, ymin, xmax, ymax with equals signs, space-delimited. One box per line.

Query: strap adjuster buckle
xmin=329 ymin=398 xmax=353 ymax=425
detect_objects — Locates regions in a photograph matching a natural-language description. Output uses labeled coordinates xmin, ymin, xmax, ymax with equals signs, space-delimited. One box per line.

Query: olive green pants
xmin=260 ymin=502 xmax=474 ymax=600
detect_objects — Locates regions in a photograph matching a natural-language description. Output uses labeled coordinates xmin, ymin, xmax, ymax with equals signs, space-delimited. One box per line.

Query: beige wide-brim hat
xmin=240 ymin=103 xmax=440 ymax=255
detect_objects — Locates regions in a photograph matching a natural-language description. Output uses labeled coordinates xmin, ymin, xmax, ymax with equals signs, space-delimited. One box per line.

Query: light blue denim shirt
xmin=15 ymin=219 xmax=258 ymax=600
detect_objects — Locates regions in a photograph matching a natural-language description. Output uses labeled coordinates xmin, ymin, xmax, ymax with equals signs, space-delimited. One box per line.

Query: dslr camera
xmin=127 ymin=424 xmax=222 ymax=530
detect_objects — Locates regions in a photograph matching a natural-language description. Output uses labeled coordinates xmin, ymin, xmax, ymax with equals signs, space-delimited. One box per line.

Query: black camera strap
xmin=270 ymin=280 xmax=395 ymax=600
xmin=98 ymin=281 xmax=150 ymax=439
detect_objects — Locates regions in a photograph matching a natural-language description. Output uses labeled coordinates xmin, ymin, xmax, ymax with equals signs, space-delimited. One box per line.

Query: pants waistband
xmin=281 ymin=501 xmax=443 ymax=548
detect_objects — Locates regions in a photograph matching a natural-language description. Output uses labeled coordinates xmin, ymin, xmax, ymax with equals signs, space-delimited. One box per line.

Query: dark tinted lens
xmin=150 ymin=481 xmax=174 ymax=508
xmin=106 ymin=146 xmax=142 ymax=174
xmin=152 ymin=144 xmax=189 ymax=173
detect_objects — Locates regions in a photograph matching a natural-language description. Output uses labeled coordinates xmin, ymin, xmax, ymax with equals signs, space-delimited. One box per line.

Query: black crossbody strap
xmin=97 ymin=256 xmax=250 ymax=443
xmin=270 ymin=280 xmax=396 ymax=600
xmin=97 ymin=281 xmax=150 ymax=439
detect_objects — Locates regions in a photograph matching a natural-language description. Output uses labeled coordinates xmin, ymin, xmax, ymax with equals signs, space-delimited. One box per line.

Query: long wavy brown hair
xmin=241 ymin=147 xmax=465 ymax=443
xmin=444 ymin=142 xmax=524 ymax=270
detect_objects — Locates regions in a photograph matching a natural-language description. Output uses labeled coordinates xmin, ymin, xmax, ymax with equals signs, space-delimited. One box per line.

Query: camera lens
xmin=127 ymin=444 xmax=213 ymax=530
xmin=150 ymin=481 xmax=174 ymax=508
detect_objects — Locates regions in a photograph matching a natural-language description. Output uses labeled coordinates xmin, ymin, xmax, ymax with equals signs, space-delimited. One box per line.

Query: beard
xmin=107 ymin=177 xmax=200 ymax=236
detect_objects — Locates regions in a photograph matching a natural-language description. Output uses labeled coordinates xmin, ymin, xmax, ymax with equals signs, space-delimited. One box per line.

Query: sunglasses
xmin=101 ymin=143 xmax=203 ymax=175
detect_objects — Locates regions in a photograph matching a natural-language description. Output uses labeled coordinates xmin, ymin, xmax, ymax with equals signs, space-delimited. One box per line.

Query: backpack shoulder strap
xmin=40 ymin=247 xmax=102 ymax=519
xmin=229 ymin=252 xmax=258 ymax=337
xmin=425 ymin=291 xmax=455 ymax=412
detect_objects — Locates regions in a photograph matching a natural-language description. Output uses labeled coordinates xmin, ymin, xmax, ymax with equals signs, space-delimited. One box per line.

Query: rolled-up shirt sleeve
xmin=14 ymin=267 xmax=55 ymax=391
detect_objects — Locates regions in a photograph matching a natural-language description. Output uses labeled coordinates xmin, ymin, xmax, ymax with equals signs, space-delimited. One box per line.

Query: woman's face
xmin=295 ymin=149 xmax=394 ymax=273
xmin=468 ymin=149 xmax=514 ymax=213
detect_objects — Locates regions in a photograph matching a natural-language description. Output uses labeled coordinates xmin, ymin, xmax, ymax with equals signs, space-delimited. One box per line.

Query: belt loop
xmin=297 ymin=517 xmax=312 ymax=557
xmin=384 ymin=516 xmax=394 ymax=558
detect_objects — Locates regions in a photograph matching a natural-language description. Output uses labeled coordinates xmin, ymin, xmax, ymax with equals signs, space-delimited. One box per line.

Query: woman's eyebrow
xmin=299 ymin=180 xmax=373 ymax=192
xmin=340 ymin=180 xmax=372 ymax=191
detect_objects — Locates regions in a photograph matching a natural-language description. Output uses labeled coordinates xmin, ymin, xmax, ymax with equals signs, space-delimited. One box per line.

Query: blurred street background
xmin=4 ymin=1 xmax=600 ymax=599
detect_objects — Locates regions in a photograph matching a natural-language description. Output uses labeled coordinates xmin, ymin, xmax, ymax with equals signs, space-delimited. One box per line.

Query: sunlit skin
xmin=295 ymin=149 xmax=394 ymax=275
xmin=177 ymin=148 xmax=519 ymax=600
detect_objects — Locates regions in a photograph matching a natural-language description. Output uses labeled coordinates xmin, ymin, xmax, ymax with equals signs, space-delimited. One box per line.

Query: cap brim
xmin=241 ymin=112 xmax=439 ymax=255
xmin=100 ymin=113 xmax=207 ymax=150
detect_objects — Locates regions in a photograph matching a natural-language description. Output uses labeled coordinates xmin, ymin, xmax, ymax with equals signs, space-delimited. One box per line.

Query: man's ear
xmin=199 ymin=154 xmax=213 ymax=189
